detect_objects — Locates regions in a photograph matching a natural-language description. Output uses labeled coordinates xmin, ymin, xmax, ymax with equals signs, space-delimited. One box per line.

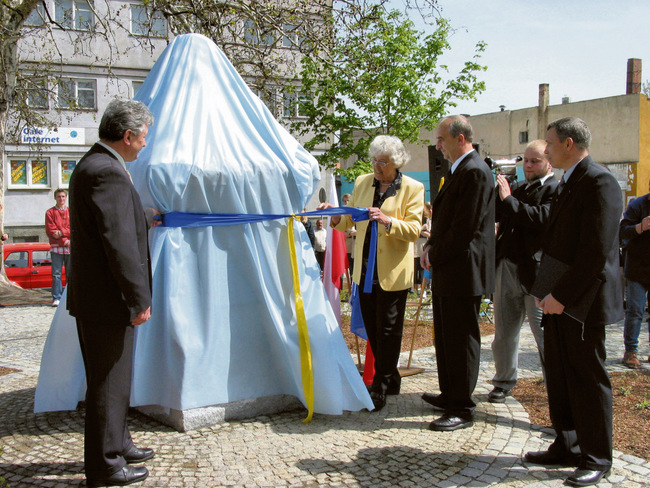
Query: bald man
xmin=488 ymin=140 xmax=558 ymax=403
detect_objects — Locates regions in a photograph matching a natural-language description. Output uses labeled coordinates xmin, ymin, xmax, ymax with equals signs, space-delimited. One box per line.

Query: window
xmin=33 ymin=250 xmax=52 ymax=267
xmin=25 ymin=2 xmax=46 ymax=26
xmin=58 ymin=79 xmax=96 ymax=109
xmin=244 ymin=19 xmax=275 ymax=46
xmin=26 ymin=78 xmax=49 ymax=109
xmin=131 ymin=4 xmax=167 ymax=37
xmin=27 ymin=87 xmax=49 ymax=109
xmin=5 ymin=252 xmax=29 ymax=269
xmin=252 ymin=87 xmax=277 ymax=116
xmin=283 ymin=91 xmax=308 ymax=119
xmin=282 ymin=24 xmax=304 ymax=48
xmin=60 ymin=160 xmax=77 ymax=185
xmin=9 ymin=159 xmax=50 ymax=188
xmin=55 ymin=0 xmax=94 ymax=31
xmin=132 ymin=81 xmax=144 ymax=97
xmin=519 ymin=130 xmax=529 ymax=144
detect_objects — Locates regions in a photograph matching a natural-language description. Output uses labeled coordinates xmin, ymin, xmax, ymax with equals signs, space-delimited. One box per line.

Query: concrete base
xmin=136 ymin=394 xmax=304 ymax=432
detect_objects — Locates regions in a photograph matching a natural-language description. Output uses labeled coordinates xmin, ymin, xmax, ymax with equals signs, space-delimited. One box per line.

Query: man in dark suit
xmin=68 ymin=99 xmax=159 ymax=487
xmin=488 ymin=140 xmax=558 ymax=403
xmin=524 ymin=117 xmax=623 ymax=487
xmin=420 ymin=115 xmax=495 ymax=431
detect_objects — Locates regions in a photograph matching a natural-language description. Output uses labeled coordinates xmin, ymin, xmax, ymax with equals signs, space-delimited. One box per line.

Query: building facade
xmin=4 ymin=0 xmax=332 ymax=243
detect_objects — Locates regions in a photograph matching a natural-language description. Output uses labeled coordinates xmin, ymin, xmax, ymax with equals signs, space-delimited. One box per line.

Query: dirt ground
xmin=340 ymin=311 xmax=650 ymax=462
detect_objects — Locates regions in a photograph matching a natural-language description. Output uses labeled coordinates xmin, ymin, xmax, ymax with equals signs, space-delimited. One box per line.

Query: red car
xmin=3 ymin=242 xmax=67 ymax=289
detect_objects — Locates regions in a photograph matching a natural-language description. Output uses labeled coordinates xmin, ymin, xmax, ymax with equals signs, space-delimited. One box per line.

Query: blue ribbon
xmin=161 ymin=207 xmax=370 ymax=228
xmin=160 ymin=206 xmax=378 ymax=295
xmin=363 ymin=221 xmax=378 ymax=294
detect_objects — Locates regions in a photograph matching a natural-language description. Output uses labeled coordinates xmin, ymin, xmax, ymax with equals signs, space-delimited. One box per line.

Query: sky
xmin=408 ymin=0 xmax=650 ymax=116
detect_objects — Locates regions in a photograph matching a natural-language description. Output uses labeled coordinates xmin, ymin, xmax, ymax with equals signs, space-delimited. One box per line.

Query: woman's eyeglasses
xmin=372 ymin=159 xmax=390 ymax=168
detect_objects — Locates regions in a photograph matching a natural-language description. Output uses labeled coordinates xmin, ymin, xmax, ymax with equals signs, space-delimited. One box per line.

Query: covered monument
xmin=35 ymin=34 xmax=373 ymax=426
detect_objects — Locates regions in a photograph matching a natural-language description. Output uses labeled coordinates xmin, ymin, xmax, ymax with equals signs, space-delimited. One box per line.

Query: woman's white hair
xmin=368 ymin=135 xmax=411 ymax=169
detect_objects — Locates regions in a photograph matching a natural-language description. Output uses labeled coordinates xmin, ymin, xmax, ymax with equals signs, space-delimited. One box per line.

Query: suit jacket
xmin=67 ymin=143 xmax=152 ymax=324
xmin=426 ymin=150 xmax=495 ymax=297
xmin=334 ymin=172 xmax=424 ymax=291
xmin=541 ymin=156 xmax=623 ymax=326
xmin=496 ymin=175 xmax=558 ymax=291
xmin=619 ymin=193 xmax=650 ymax=284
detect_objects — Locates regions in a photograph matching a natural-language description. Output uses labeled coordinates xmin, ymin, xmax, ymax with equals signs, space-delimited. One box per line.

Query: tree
xmin=291 ymin=6 xmax=486 ymax=181
xmin=0 ymin=0 xmax=162 ymax=287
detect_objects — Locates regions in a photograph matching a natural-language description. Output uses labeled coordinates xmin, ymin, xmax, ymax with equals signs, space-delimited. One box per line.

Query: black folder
xmin=529 ymin=254 xmax=601 ymax=324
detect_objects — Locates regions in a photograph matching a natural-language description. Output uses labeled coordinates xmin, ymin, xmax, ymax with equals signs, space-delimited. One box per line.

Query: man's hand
xmin=132 ymin=307 xmax=151 ymax=326
xmin=496 ymin=175 xmax=512 ymax=201
xmin=151 ymin=208 xmax=162 ymax=227
xmin=420 ymin=244 xmax=431 ymax=271
xmin=538 ymin=293 xmax=565 ymax=315
xmin=53 ymin=230 xmax=62 ymax=239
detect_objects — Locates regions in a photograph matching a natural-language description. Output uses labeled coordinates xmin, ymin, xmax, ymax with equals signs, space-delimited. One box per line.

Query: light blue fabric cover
xmin=35 ymin=33 xmax=372 ymax=414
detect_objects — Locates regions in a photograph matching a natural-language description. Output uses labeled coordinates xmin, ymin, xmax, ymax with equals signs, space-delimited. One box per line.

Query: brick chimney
xmin=627 ymin=58 xmax=641 ymax=94
xmin=538 ymin=83 xmax=549 ymax=138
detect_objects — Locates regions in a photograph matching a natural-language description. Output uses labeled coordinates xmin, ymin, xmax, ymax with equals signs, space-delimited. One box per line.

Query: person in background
xmin=313 ymin=218 xmax=327 ymax=270
xmin=0 ymin=203 xmax=7 ymax=308
xmin=488 ymin=140 xmax=557 ymax=403
xmin=320 ymin=135 xmax=424 ymax=411
xmin=300 ymin=209 xmax=315 ymax=248
xmin=421 ymin=115 xmax=495 ymax=432
xmin=414 ymin=202 xmax=431 ymax=296
xmin=45 ymin=188 xmax=70 ymax=307
xmin=342 ymin=193 xmax=356 ymax=275
xmin=619 ymin=176 xmax=650 ymax=368
xmin=524 ymin=117 xmax=623 ymax=487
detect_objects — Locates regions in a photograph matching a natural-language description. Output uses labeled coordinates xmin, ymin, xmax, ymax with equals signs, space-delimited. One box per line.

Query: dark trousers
xmin=432 ymin=295 xmax=481 ymax=419
xmin=544 ymin=314 xmax=612 ymax=470
xmin=359 ymin=285 xmax=408 ymax=393
xmin=76 ymin=318 xmax=135 ymax=478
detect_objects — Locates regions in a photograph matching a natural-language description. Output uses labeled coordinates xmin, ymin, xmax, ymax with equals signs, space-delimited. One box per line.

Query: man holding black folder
xmin=524 ymin=117 xmax=623 ymax=487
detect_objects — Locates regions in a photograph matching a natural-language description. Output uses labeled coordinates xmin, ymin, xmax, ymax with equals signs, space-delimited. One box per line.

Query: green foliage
xmin=619 ymin=385 xmax=632 ymax=396
xmin=635 ymin=395 xmax=650 ymax=410
xmin=292 ymin=6 xmax=486 ymax=180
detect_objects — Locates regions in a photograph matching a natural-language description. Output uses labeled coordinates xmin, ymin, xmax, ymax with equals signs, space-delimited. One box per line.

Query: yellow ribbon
xmin=287 ymin=216 xmax=314 ymax=422
xmin=438 ymin=176 xmax=445 ymax=190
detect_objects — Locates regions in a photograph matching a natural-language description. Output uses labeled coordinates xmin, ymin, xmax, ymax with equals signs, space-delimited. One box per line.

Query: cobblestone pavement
xmin=1 ymin=304 xmax=649 ymax=487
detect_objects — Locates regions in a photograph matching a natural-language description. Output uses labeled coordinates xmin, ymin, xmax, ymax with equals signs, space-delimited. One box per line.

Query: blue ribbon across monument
xmin=161 ymin=206 xmax=377 ymax=294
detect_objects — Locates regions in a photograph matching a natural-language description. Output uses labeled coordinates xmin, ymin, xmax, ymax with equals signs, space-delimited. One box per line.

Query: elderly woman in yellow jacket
xmin=320 ymin=135 xmax=424 ymax=411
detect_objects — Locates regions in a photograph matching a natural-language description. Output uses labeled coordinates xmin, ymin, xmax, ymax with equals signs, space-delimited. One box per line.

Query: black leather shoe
xmin=123 ymin=445 xmax=155 ymax=464
xmin=87 ymin=465 xmax=148 ymax=487
xmin=428 ymin=414 xmax=473 ymax=431
xmin=488 ymin=387 xmax=511 ymax=403
xmin=523 ymin=450 xmax=579 ymax=467
xmin=565 ymin=468 xmax=610 ymax=487
xmin=421 ymin=393 xmax=447 ymax=411
xmin=369 ymin=391 xmax=386 ymax=411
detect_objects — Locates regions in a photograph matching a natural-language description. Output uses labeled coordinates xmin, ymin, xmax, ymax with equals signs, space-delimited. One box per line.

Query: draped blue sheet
xmin=34 ymin=33 xmax=373 ymax=414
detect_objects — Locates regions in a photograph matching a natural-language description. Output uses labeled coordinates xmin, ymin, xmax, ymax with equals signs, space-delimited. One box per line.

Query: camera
xmin=485 ymin=156 xmax=521 ymax=185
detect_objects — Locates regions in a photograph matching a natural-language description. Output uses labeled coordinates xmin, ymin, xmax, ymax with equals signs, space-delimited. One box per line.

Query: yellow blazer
xmin=334 ymin=173 xmax=424 ymax=291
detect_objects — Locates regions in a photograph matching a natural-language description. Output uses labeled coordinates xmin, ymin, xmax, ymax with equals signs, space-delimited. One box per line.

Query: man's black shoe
xmin=123 ymin=446 xmax=155 ymax=464
xmin=428 ymin=414 xmax=473 ymax=431
xmin=523 ymin=450 xmax=579 ymax=467
xmin=565 ymin=468 xmax=610 ymax=487
xmin=87 ymin=466 xmax=148 ymax=487
xmin=369 ymin=391 xmax=386 ymax=411
xmin=421 ymin=393 xmax=447 ymax=411
xmin=488 ymin=387 xmax=511 ymax=403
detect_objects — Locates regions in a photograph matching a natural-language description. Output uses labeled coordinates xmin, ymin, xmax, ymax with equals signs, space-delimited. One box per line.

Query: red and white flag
xmin=323 ymin=173 xmax=349 ymax=324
